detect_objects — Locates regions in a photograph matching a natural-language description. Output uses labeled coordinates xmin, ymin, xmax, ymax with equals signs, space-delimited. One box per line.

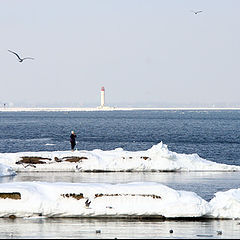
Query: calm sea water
xmin=1 ymin=110 xmax=240 ymax=239
xmin=1 ymin=110 xmax=240 ymax=165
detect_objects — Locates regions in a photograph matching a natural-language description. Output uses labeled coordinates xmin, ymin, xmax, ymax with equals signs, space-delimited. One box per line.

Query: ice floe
xmin=209 ymin=188 xmax=240 ymax=219
xmin=0 ymin=181 xmax=210 ymax=218
xmin=0 ymin=142 xmax=239 ymax=172
xmin=0 ymin=181 xmax=240 ymax=219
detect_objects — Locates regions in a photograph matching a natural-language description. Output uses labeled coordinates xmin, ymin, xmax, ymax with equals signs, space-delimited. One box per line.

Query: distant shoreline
xmin=1 ymin=107 xmax=240 ymax=112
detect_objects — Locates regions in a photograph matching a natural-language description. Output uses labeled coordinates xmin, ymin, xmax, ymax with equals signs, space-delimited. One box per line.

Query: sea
xmin=1 ymin=110 xmax=240 ymax=239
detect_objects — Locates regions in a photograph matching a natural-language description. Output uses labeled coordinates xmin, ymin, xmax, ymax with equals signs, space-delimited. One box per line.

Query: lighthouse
xmin=100 ymin=86 xmax=105 ymax=107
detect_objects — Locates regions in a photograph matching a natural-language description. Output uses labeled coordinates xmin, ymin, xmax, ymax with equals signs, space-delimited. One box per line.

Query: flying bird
xmin=8 ymin=50 xmax=34 ymax=63
xmin=191 ymin=10 xmax=203 ymax=15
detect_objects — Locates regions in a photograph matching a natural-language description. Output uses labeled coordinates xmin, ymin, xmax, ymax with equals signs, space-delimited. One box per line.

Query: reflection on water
xmin=0 ymin=217 xmax=240 ymax=239
xmin=1 ymin=171 xmax=240 ymax=239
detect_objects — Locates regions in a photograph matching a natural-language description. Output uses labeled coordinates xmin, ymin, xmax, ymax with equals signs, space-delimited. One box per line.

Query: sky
xmin=0 ymin=0 xmax=240 ymax=108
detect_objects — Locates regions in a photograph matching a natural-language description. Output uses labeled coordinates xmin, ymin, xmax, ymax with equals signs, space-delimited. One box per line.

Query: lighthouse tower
xmin=100 ymin=87 xmax=105 ymax=107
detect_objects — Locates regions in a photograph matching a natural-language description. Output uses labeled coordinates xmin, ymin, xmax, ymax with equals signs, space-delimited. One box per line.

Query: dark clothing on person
xmin=70 ymin=133 xmax=77 ymax=150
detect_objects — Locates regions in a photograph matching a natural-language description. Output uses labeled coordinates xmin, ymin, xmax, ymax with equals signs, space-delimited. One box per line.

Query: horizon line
xmin=1 ymin=106 xmax=240 ymax=112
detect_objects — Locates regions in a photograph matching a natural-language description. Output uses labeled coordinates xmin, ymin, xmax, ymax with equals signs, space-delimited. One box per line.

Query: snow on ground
xmin=0 ymin=142 xmax=239 ymax=172
xmin=0 ymin=181 xmax=210 ymax=218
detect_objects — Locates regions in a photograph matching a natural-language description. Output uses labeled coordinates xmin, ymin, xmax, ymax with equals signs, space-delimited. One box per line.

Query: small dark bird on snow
xmin=191 ymin=10 xmax=203 ymax=15
xmin=85 ymin=199 xmax=91 ymax=207
xmin=8 ymin=50 xmax=34 ymax=62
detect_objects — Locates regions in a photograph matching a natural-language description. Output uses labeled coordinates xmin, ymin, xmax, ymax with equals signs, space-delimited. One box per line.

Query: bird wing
xmin=191 ymin=10 xmax=203 ymax=14
xmin=8 ymin=50 xmax=22 ymax=60
xmin=22 ymin=57 xmax=34 ymax=61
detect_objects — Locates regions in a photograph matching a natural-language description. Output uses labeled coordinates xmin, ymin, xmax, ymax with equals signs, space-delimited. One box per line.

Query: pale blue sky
xmin=0 ymin=0 xmax=239 ymax=107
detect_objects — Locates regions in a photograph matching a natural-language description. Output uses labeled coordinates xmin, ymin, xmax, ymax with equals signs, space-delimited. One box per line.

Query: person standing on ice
xmin=70 ymin=131 xmax=77 ymax=151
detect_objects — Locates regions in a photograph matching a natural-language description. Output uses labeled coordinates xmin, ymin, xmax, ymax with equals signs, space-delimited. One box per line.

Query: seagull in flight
xmin=191 ymin=10 xmax=203 ymax=15
xmin=8 ymin=50 xmax=34 ymax=63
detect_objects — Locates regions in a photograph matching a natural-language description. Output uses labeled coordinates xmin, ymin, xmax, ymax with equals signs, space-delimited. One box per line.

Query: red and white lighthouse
xmin=101 ymin=87 xmax=105 ymax=107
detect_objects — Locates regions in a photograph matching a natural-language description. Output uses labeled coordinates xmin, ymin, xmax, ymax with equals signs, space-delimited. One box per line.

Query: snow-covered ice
xmin=0 ymin=142 xmax=239 ymax=172
xmin=0 ymin=181 xmax=210 ymax=218
xmin=1 ymin=142 xmax=240 ymax=219
xmin=0 ymin=163 xmax=16 ymax=177
xmin=209 ymin=188 xmax=240 ymax=219
xmin=0 ymin=181 xmax=239 ymax=219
